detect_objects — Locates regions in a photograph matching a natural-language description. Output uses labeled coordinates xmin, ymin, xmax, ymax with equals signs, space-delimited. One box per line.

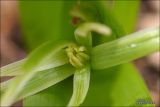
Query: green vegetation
xmin=0 ymin=1 xmax=159 ymax=107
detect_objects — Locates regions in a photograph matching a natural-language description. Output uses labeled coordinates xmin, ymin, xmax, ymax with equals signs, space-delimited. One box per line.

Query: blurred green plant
xmin=0 ymin=1 xmax=159 ymax=107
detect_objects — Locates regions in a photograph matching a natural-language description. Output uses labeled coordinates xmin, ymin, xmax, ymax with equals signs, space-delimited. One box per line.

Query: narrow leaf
xmin=68 ymin=64 xmax=90 ymax=106
xmin=19 ymin=64 xmax=74 ymax=101
xmin=0 ymin=59 xmax=25 ymax=76
xmin=0 ymin=50 xmax=68 ymax=77
xmin=92 ymin=27 xmax=159 ymax=70
xmin=22 ymin=40 xmax=72 ymax=71
xmin=1 ymin=64 xmax=75 ymax=102
xmin=23 ymin=77 xmax=73 ymax=107
xmin=1 ymin=40 xmax=73 ymax=106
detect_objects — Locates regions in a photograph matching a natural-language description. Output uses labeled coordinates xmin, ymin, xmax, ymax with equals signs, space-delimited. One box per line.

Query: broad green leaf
xmin=92 ymin=27 xmax=159 ymax=70
xmin=85 ymin=1 xmax=153 ymax=106
xmin=93 ymin=1 xmax=126 ymax=42
xmin=112 ymin=0 xmax=140 ymax=34
xmin=19 ymin=1 xmax=76 ymax=50
xmin=88 ymin=1 xmax=153 ymax=106
xmin=80 ymin=1 xmax=153 ymax=106
xmin=68 ymin=64 xmax=90 ymax=106
xmin=82 ymin=63 xmax=154 ymax=107
xmin=18 ymin=3 xmax=77 ymax=105
xmin=19 ymin=1 xmax=77 ymax=106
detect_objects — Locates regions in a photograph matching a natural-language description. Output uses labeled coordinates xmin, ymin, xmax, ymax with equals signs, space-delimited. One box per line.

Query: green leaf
xmin=19 ymin=64 xmax=74 ymax=101
xmin=1 ymin=64 xmax=75 ymax=101
xmin=23 ymin=63 xmax=154 ymax=107
xmin=1 ymin=40 xmax=73 ymax=106
xmin=0 ymin=50 xmax=67 ymax=77
xmin=82 ymin=63 xmax=154 ymax=107
xmin=22 ymin=40 xmax=73 ymax=72
xmin=112 ymin=0 xmax=140 ymax=34
xmin=15 ymin=1 xmax=78 ymax=106
xmin=92 ymin=27 xmax=159 ymax=70
xmin=24 ymin=77 xmax=73 ymax=107
xmin=0 ymin=59 xmax=26 ymax=76
xmin=70 ymin=1 xmax=125 ymax=43
xmin=93 ymin=1 xmax=126 ymax=41
xmin=18 ymin=1 xmax=154 ymax=107
xmin=0 ymin=40 xmax=73 ymax=77
xmin=68 ymin=64 xmax=90 ymax=106
xmin=19 ymin=1 xmax=76 ymax=50
xmin=0 ymin=41 xmax=72 ymax=77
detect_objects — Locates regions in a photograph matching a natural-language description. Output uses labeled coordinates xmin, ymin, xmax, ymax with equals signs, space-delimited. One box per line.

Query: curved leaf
xmin=1 ymin=40 xmax=73 ymax=106
xmin=68 ymin=64 xmax=90 ymax=106
xmin=75 ymin=22 xmax=111 ymax=48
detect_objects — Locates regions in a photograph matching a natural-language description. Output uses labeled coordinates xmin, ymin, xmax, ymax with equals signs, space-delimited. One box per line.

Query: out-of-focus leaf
xmin=19 ymin=1 xmax=77 ymax=106
xmin=19 ymin=0 xmax=154 ymax=107
xmin=86 ymin=1 xmax=153 ymax=106
xmin=70 ymin=1 xmax=125 ymax=44
xmin=19 ymin=1 xmax=76 ymax=50
xmin=112 ymin=0 xmax=140 ymax=34
xmin=82 ymin=63 xmax=154 ymax=107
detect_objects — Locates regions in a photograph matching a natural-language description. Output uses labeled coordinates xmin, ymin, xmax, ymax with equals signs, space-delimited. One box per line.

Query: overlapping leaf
xmin=1 ymin=40 xmax=74 ymax=106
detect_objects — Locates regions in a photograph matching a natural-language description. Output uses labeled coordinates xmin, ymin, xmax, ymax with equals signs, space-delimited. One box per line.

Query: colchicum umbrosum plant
xmin=0 ymin=1 xmax=159 ymax=107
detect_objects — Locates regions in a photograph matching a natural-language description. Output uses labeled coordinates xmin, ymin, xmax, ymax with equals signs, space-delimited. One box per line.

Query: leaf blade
xmin=1 ymin=64 xmax=75 ymax=102
xmin=0 ymin=59 xmax=26 ymax=76
xmin=92 ymin=27 xmax=159 ymax=70
xmin=82 ymin=63 xmax=154 ymax=107
xmin=19 ymin=1 xmax=76 ymax=50
xmin=112 ymin=0 xmax=140 ymax=34
xmin=68 ymin=65 xmax=90 ymax=106
xmin=1 ymin=40 xmax=73 ymax=106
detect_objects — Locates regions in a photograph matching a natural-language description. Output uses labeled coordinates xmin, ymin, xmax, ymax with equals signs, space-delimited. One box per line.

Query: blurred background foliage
xmin=0 ymin=0 xmax=159 ymax=106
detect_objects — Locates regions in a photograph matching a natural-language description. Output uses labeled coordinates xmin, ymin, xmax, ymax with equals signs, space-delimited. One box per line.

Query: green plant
xmin=0 ymin=1 xmax=159 ymax=107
